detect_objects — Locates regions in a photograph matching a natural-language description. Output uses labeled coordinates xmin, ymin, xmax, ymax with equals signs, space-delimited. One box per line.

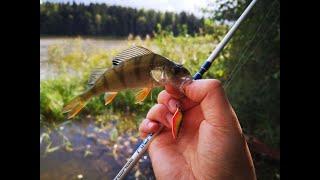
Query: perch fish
xmin=62 ymin=46 xmax=192 ymax=139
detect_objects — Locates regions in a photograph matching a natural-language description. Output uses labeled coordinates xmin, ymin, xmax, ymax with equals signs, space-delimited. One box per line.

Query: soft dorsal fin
xmin=87 ymin=68 xmax=107 ymax=88
xmin=112 ymin=46 xmax=154 ymax=66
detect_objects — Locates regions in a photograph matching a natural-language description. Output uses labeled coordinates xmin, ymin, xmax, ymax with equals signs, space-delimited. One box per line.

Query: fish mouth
xmin=178 ymin=77 xmax=193 ymax=93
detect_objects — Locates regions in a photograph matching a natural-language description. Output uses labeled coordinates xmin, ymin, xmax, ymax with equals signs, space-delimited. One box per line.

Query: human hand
xmin=139 ymin=79 xmax=256 ymax=180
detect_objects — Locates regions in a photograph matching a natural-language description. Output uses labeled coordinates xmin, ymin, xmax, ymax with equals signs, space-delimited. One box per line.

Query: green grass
xmin=40 ymin=35 xmax=229 ymax=123
xmin=40 ymin=33 xmax=279 ymax=142
xmin=40 ymin=34 xmax=279 ymax=179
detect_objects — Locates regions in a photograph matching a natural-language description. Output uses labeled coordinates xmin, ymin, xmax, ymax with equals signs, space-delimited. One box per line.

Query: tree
xmin=40 ymin=2 xmax=205 ymax=37
xmin=207 ymin=0 xmax=280 ymax=148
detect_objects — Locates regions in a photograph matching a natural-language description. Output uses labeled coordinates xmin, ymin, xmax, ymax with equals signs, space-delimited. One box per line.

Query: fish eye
xmin=174 ymin=65 xmax=181 ymax=74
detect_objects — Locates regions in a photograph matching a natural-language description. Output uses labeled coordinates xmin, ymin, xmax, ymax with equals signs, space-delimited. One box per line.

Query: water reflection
xmin=40 ymin=38 xmax=128 ymax=80
xmin=40 ymin=37 xmax=157 ymax=179
xmin=40 ymin=119 xmax=155 ymax=180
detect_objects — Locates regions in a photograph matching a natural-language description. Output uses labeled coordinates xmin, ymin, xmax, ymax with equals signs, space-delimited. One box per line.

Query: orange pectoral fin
xmin=104 ymin=92 xmax=118 ymax=105
xmin=171 ymin=107 xmax=183 ymax=139
xmin=135 ymin=88 xmax=152 ymax=103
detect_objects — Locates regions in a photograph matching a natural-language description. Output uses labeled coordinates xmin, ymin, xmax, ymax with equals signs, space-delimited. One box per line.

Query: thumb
xmin=183 ymin=79 xmax=241 ymax=131
xmin=185 ymin=80 xmax=255 ymax=180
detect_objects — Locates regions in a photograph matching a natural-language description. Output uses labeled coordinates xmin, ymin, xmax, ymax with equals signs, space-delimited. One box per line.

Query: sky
xmin=42 ymin=0 xmax=211 ymax=17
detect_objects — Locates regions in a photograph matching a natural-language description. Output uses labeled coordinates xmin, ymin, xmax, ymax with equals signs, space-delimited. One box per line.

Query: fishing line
xmin=113 ymin=0 xmax=261 ymax=179
xmin=193 ymin=0 xmax=259 ymax=80
xmin=227 ymin=15 xmax=279 ymax=86
xmin=224 ymin=13 xmax=279 ymax=90
xmin=223 ymin=0 xmax=279 ymax=88
xmin=223 ymin=0 xmax=279 ymax=89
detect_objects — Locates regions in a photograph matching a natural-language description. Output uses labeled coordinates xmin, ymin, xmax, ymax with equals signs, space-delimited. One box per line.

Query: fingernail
xmin=147 ymin=121 xmax=154 ymax=129
xmin=168 ymin=99 xmax=180 ymax=112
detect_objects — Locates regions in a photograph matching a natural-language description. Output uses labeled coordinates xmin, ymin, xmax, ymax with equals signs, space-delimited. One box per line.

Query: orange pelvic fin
xmin=171 ymin=107 xmax=183 ymax=139
xmin=104 ymin=92 xmax=118 ymax=105
xmin=135 ymin=88 xmax=151 ymax=103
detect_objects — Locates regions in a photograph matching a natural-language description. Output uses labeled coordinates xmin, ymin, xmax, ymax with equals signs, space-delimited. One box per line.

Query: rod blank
xmin=193 ymin=0 xmax=258 ymax=80
xmin=113 ymin=0 xmax=258 ymax=179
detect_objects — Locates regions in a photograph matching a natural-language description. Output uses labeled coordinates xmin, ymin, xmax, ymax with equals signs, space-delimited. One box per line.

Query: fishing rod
xmin=113 ymin=0 xmax=258 ymax=179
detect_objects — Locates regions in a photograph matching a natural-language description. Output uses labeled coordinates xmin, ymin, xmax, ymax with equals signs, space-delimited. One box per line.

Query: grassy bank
xmin=40 ymin=34 xmax=279 ymax=179
xmin=40 ymin=35 xmax=226 ymax=123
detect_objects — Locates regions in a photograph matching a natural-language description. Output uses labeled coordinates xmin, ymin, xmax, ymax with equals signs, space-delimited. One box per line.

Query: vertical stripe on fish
xmin=103 ymin=73 xmax=109 ymax=91
xmin=113 ymin=66 xmax=126 ymax=88
xmin=134 ymin=56 xmax=142 ymax=82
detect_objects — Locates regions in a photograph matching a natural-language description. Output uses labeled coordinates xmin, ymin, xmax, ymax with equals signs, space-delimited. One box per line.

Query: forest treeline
xmin=40 ymin=2 xmax=206 ymax=36
xmin=41 ymin=1 xmax=279 ymax=178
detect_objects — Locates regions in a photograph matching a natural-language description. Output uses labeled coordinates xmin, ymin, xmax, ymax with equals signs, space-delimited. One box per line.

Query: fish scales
xmin=89 ymin=54 xmax=150 ymax=93
xmin=86 ymin=54 xmax=171 ymax=96
xmin=62 ymin=46 xmax=192 ymax=122
xmin=118 ymin=54 xmax=155 ymax=89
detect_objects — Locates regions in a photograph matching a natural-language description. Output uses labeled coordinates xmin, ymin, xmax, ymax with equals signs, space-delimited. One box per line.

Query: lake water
xmin=40 ymin=37 xmax=155 ymax=179
xmin=40 ymin=119 xmax=155 ymax=180
xmin=40 ymin=37 xmax=128 ymax=80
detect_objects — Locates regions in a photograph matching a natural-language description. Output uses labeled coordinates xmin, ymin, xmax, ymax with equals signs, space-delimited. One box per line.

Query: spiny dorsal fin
xmin=112 ymin=46 xmax=154 ymax=66
xmin=87 ymin=68 xmax=107 ymax=88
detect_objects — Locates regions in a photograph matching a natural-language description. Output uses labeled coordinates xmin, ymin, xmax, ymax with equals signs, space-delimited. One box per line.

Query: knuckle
xmin=139 ymin=121 xmax=145 ymax=131
xmin=147 ymin=104 xmax=167 ymax=118
xmin=139 ymin=119 xmax=148 ymax=131
xmin=157 ymin=90 xmax=168 ymax=103
xmin=153 ymin=103 xmax=167 ymax=112
xmin=139 ymin=124 xmax=143 ymax=132
xmin=206 ymin=79 xmax=222 ymax=90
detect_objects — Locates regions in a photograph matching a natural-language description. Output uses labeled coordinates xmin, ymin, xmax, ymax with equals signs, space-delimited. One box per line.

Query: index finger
xmin=183 ymin=79 xmax=237 ymax=128
xmin=165 ymin=79 xmax=238 ymax=128
xmin=157 ymin=90 xmax=198 ymax=112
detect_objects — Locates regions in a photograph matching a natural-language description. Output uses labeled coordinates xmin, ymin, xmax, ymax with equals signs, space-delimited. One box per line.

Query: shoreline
xmin=40 ymin=35 xmax=129 ymax=40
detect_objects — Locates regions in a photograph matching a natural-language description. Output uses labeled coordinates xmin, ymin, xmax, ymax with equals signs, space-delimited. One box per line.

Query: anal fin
xmin=104 ymin=92 xmax=118 ymax=105
xmin=135 ymin=88 xmax=152 ymax=103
